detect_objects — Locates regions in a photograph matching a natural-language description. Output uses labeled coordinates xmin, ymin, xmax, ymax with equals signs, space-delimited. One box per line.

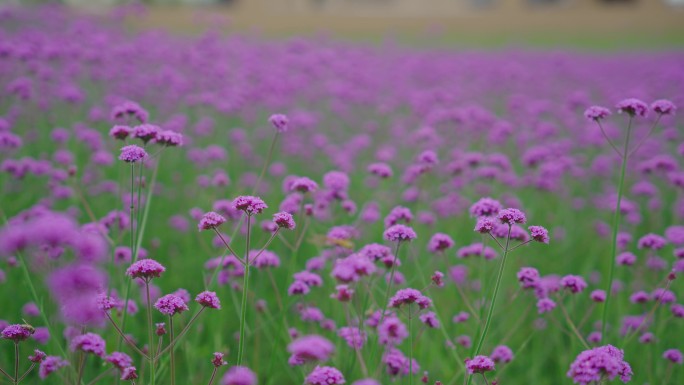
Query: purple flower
xmin=474 ymin=217 xmax=496 ymax=234
xmin=126 ymin=259 xmax=166 ymax=280
xmin=154 ymin=294 xmax=189 ymax=316
xmin=567 ymin=345 xmax=633 ymax=384
xmin=287 ymin=335 xmax=335 ymax=366
xmin=383 ymin=348 xmax=419 ymax=377
xmin=70 ymin=332 xmax=106 ymax=357
xmin=132 ymin=124 xmax=160 ymax=143
xmin=491 ymin=345 xmax=514 ymax=363
xmin=651 ymin=99 xmax=676 ymax=115
xmin=536 ymin=298 xmax=556 ymax=314
xmin=616 ymin=98 xmax=648 ymax=117
xmin=195 ymin=291 xmax=221 ymax=309
xmin=590 ymin=290 xmax=607 ymax=303
xmin=663 ymin=349 xmax=683 ymax=364
xmin=269 ymin=113 xmax=289 ymax=133
xmin=584 ymin=106 xmax=611 ymax=121
xmin=427 ymin=233 xmax=454 ymax=253
xmin=529 ymin=226 xmax=549 ymax=243
xmin=560 ymin=275 xmax=588 ymax=294
xmin=156 ymin=130 xmax=183 ymax=146
xmin=497 ymin=208 xmax=526 ymax=225
xmin=28 ymin=349 xmax=46 ymax=363
xmin=106 ymin=352 xmax=133 ymax=370
xmin=233 ymin=196 xmax=268 ymax=215
xmin=637 ymin=233 xmax=667 ymax=250
xmin=109 ymin=125 xmax=131 ymax=140
xmin=1 ymin=324 xmax=34 ymax=342
xmin=469 ymin=197 xmax=502 ymax=217
xmin=212 ymin=352 xmax=227 ymax=367
xmin=198 ymin=212 xmax=227 ymax=231
xmin=305 ymin=366 xmax=345 ymax=385
xmin=389 ymin=288 xmax=432 ymax=309
xmin=517 ymin=267 xmax=540 ymax=289
xmin=290 ymin=177 xmax=319 ymax=193
xmin=118 ymin=145 xmax=147 ymax=163
xmin=383 ymin=224 xmax=417 ymax=242
xmin=121 ymin=366 xmax=138 ymax=381
xmin=39 ymin=356 xmax=69 ymax=379
xmin=419 ymin=312 xmax=440 ymax=328
xmin=338 ymin=327 xmax=367 ymax=348
xmin=273 ymin=211 xmax=296 ymax=230
xmin=465 ymin=355 xmax=495 ymax=374
xmin=222 ymin=366 xmax=257 ymax=385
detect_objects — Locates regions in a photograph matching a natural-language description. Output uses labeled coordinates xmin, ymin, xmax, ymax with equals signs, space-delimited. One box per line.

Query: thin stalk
xmin=145 ymin=281 xmax=156 ymax=385
xmin=0 ymin=367 xmax=12 ymax=382
xmin=481 ymin=373 xmax=490 ymax=385
xmin=369 ymin=242 xmax=402 ymax=368
xmin=169 ymin=316 xmax=175 ymax=385
xmin=85 ymin=368 xmax=114 ymax=385
xmin=623 ymin=276 xmax=673 ymax=346
xmin=558 ymin=300 xmax=590 ymax=349
xmin=236 ymin=215 xmax=252 ymax=366
xmin=16 ymin=363 xmax=36 ymax=383
xmin=156 ymin=308 xmax=205 ymax=358
xmin=601 ymin=117 xmax=633 ymax=343
xmin=597 ymin=120 xmax=623 ymax=157
xmin=473 ymin=225 xmax=512 ymax=357
xmin=105 ymin=313 xmax=149 ymax=359
xmin=207 ymin=367 xmax=218 ymax=385
xmin=408 ymin=308 xmax=414 ymax=385
xmin=75 ymin=352 xmax=85 ymax=385
xmin=14 ymin=343 xmax=19 ymax=385
xmin=629 ymin=115 xmax=661 ymax=157
xmin=251 ymin=132 xmax=279 ymax=195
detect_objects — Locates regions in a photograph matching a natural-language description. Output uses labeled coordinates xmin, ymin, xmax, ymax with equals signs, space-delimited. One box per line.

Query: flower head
xmin=118 ymin=145 xmax=147 ymax=163
xmin=584 ymin=106 xmax=611 ymax=121
xmin=106 ymin=352 xmax=133 ymax=370
xmin=651 ymin=99 xmax=676 ymax=115
xmin=663 ymin=349 xmax=683 ymax=364
xmin=195 ymin=291 xmax=221 ymax=309
xmin=154 ymin=294 xmax=189 ymax=316
xmin=198 ymin=212 xmax=227 ymax=231
xmin=29 ymin=349 xmax=47 ymax=363
xmin=383 ymin=224 xmax=417 ymax=242
xmin=212 ymin=352 xmax=227 ymax=367
xmin=389 ymin=288 xmax=432 ymax=309
xmin=126 ymin=259 xmax=166 ymax=280
xmin=121 ymin=366 xmax=138 ymax=381
xmin=469 ymin=197 xmax=502 ymax=217
xmin=269 ymin=113 xmax=289 ymax=133
xmin=39 ymin=356 xmax=69 ymax=379
xmin=616 ymin=98 xmax=648 ymax=117
xmin=567 ymin=345 xmax=633 ymax=384
xmin=273 ymin=211 xmax=296 ymax=230
xmin=465 ymin=355 xmax=495 ymax=374
xmin=233 ymin=196 xmax=268 ymax=215
xmin=305 ymin=366 xmax=345 ymax=385
xmin=69 ymin=333 xmax=106 ymax=357
xmin=497 ymin=208 xmax=526 ymax=225
xmin=529 ymin=226 xmax=550 ymax=243
xmin=1 ymin=324 xmax=35 ymax=342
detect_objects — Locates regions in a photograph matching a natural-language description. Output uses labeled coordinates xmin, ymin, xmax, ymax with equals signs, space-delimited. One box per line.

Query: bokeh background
xmin=10 ymin=0 xmax=684 ymax=48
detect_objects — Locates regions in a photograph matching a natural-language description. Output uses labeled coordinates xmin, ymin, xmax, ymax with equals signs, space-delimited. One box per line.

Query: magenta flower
xmin=383 ymin=224 xmax=417 ymax=242
xmin=650 ymin=99 xmax=676 ymax=115
xmin=465 ymin=355 xmax=495 ymax=374
xmin=584 ymin=106 xmax=611 ymax=121
xmin=389 ymin=288 xmax=432 ymax=309
xmin=154 ymin=294 xmax=189 ymax=316
xmin=212 ymin=352 xmax=227 ymax=367
xmin=106 ymin=352 xmax=133 ymax=370
xmin=39 ymin=356 xmax=69 ymax=379
xmin=427 ymin=233 xmax=454 ymax=253
xmin=616 ymin=98 xmax=648 ymax=117
xmin=198 ymin=211 xmax=227 ymax=231
xmin=491 ymin=345 xmax=514 ymax=363
xmin=663 ymin=349 xmax=683 ymax=364
xmin=637 ymin=233 xmax=667 ymax=250
xmin=233 ymin=196 xmax=268 ymax=215
xmin=121 ymin=366 xmax=138 ymax=381
xmin=109 ymin=125 xmax=132 ymax=140
xmin=305 ymin=366 xmax=345 ymax=385
xmin=290 ymin=177 xmax=319 ymax=193
xmin=156 ymin=130 xmax=183 ymax=146
xmin=69 ymin=333 xmax=106 ymax=357
xmin=269 ymin=113 xmax=289 ymax=133
xmin=222 ymin=366 xmax=257 ymax=385
xmin=497 ymin=208 xmax=526 ymax=225
xmin=287 ymin=335 xmax=335 ymax=366
xmin=529 ymin=226 xmax=550 ymax=243
xmin=517 ymin=267 xmax=540 ymax=289
xmin=567 ymin=345 xmax=633 ymax=384
xmin=126 ymin=259 xmax=166 ymax=280
xmin=1 ymin=324 xmax=34 ymax=342
xmin=195 ymin=291 xmax=221 ymax=309
xmin=536 ymin=298 xmax=556 ymax=314
xmin=118 ymin=145 xmax=147 ymax=163
xmin=590 ymin=290 xmax=607 ymax=303
xmin=474 ymin=217 xmax=496 ymax=234
xmin=273 ymin=211 xmax=296 ymax=230
xmin=132 ymin=124 xmax=160 ymax=143
xmin=469 ymin=197 xmax=502 ymax=217
xmin=28 ymin=349 xmax=47 ymax=363
xmin=560 ymin=275 xmax=588 ymax=294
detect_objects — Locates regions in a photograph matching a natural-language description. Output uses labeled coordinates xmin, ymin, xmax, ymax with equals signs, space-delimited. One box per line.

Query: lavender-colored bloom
xmin=269 ymin=113 xmax=289 ymax=133
xmin=389 ymin=288 xmax=431 ymax=309
xmin=233 ymin=196 xmax=268 ymax=215
xmin=195 ymin=291 xmax=221 ymax=309
xmin=109 ymin=125 xmax=131 ymax=140
xmin=560 ymin=275 xmax=588 ymax=294
xmin=69 ymin=333 xmax=106 ymax=357
xmin=39 ymin=356 xmax=69 ymax=379
xmin=637 ymin=233 xmax=667 ymax=250
xmin=154 ymin=294 xmax=189 ymax=316
xmin=126 ymin=259 xmax=165 ymax=280
xmin=498 ymin=208 xmax=526 ymax=225
xmin=132 ymin=124 xmax=160 ymax=143
xmin=590 ymin=290 xmax=607 ymax=303
xmin=305 ymin=366 xmax=345 ymax=385
xmin=427 ymin=233 xmax=454 ymax=253
xmin=290 ymin=177 xmax=319 ymax=193
xmin=651 ymin=99 xmax=676 ymax=115
xmin=383 ymin=224 xmax=417 ymax=242
xmin=287 ymin=335 xmax=335 ymax=366
xmin=517 ymin=267 xmax=540 ymax=289
xmin=119 ymin=145 xmax=147 ymax=163
xmin=106 ymin=352 xmax=133 ymax=369
xmin=1 ymin=324 xmax=34 ymax=342
xmin=383 ymin=348 xmax=419 ymax=377
xmin=616 ymin=252 xmax=637 ymax=266
xmin=529 ymin=226 xmax=550 ymax=243
xmin=121 ymin=366 xmax=138 ymax=381
xmin=198 ymin=211 xmax=227 ymax=231
xmin=584 ymin=106 xmax=611 ymax=121
xmin=212 ymin=352 xmax=227 ymax=367
xmin=273 ymin=211 xmax=296 ymax=230
xmin=338 ymin=327 xmax=367 ymax=348
xmin=537 ymin=298 xmax=556 ymax=314
xmin=368 ymin=162 xmax=393 ymax=178
xmin=616 ymin=98 xmax=648 ymax=117
xmin=567 ymin=345 xmax=633 ymax=384
xmin=29 ymin=349 xmax=47 ymax=363
xmin=156 ymin=130 xmax=183 ymax=146
xmin=465 ymin=355 xmax=495 ymax=374
xmin=663 ymin=349 xmax=683 ymax=364
xmin=378 ymin=316 xmax=408 ymax=345
xmin=222 ymin=366 xmax=257 ymax=385
xmin=419 ymin=312 xmax=440 ymax=328
xmin=491 ymin=345 xmax=514 ymax=363
xmin=469 ymin=197 xmax=502 ymax=217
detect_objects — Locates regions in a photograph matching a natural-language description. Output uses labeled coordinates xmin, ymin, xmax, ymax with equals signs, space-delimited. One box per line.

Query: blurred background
xmin=6 ymin=0 xmax=684 ymax=47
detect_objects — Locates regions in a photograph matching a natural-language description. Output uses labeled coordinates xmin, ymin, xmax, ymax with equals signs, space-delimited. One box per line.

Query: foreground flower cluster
xmin=0 ymin=4 xmax=682 ymax=385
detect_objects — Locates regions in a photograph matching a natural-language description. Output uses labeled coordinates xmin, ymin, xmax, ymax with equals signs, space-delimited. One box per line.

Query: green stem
xmin=369 ymin=242 xmax=402 ymax=369
xmin=169 ymin=316 xmax=175 ymax=385
xmin=601 ymin=117 xmax=633 ymax=342
xmin=473 ymin=225 xmax=512 ymax=357
xmin=408 ymin=309 xmax=414 ymax=385
xmin=14 ymin=343 xmax=19 ymax=385
xmin=237 ymin=214 xmax=252 ymax=366
xmin=251 ymin=132 xmax=279 ymax=195
xmin=145 ymin=281 xmax=156 ymax=385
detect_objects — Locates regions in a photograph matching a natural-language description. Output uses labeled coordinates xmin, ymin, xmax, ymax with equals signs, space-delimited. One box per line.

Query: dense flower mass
xmin=118 ymin=145 xmax=148 ymax=163
xmin=154 ymin=294 xmax=189 ymax=316
xmin=305 ymin=366 xmax=346 ymax=385
xmin=383 ymin=224 xmax=417 ymax=242
xmin=233 ymin=196 xmax=268 ymax=215
xmin=567 ymin=345 xmax=633 ymax=385
xmin=126 ymin=259 xmax=166 ymax=280
xmin=198 ymin=211 xmax=227 ymax=231
xmin=465 ymin=355 xmax=495 ymax=374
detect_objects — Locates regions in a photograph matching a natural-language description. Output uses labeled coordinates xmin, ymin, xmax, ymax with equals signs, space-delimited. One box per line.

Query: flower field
xmin=0 ymin=5 xmax=683 ymax=385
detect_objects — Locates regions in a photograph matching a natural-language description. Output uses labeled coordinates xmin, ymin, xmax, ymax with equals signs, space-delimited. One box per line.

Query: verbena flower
xmin=154 ymin=294 xmax=189 ymax=316
xmin=118 ymin=145 xmax=147 ymax=163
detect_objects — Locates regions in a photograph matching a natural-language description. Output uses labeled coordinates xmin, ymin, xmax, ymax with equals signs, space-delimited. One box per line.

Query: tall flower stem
xmin=207 ymin=367 xmax=218 ymax=385
xmin=251 ymin=133 xmax=279 ymax=195
xmin=601 ymin=117 xmax=633 ymax=342
xmin=473 ymin=225 xmax=512 ymax=358
xmin=169 ymin=316 xmax=176 ymax=385
xmin=104 ymin=313 xmax=149 ymax=359
xmin=13 ymin=343 xmax=19 ymax=385
xmin=408 ymin=308 xmax=414 ymax=385
xmin=145 ymin=281 xmax=156 ymax=385
xmin=155 ymin=308 xmax=205 ymax=358
xmin=369 ymin=242 xmax=402 ymax=369
xmin=236 ymin=214 xmax=252 ymax=366
xmin=75 ymin=352 xmax=85 ymax=385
